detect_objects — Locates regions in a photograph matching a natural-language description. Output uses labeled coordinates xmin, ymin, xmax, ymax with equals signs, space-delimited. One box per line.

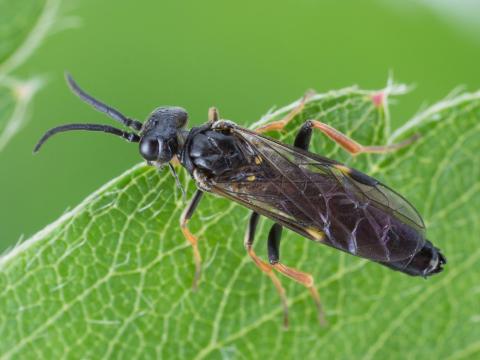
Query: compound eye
xmin=139 ymin=138 xmax=159 ymax=161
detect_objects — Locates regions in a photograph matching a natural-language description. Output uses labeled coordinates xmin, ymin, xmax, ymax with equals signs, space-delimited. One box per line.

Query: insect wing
xmin=211 ymin=126 xmax=425 ymax=263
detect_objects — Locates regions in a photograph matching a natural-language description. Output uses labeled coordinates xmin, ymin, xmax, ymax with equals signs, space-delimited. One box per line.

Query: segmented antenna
xmin=34 ymin=123 xmax=140 ymax=153
xmin=65 ymin=72 xmax=143 ymax=131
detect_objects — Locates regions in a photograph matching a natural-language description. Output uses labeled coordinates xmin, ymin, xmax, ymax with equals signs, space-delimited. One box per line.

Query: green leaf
xmin=0 ymin=0 xmax=61 ymax=75
xmin=0 ymin=0 xmax=63 ymax=151
xmin=1 ymin=84 xmax=479 ymax=359
xmin=0 ymin=78 xmax=42 ymax=151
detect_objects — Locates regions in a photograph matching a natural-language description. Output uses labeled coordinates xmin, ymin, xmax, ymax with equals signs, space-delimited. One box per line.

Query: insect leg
xmin=180 ymin=189 xmax=204 ymax=290
xmin=244 ymin=212 xmax=290 ymax=327
xmin=255 ymin=91 xmax=314 ymax=133
xmin=267 ymin=223 xmax=326 ymax=325
xmin=260 ymin=126 xmax=327 ymax=324
xmin=299 ymin=120 xmax=418 ymax=155
xmin=208 ymin=107 xmax=220 ymax=123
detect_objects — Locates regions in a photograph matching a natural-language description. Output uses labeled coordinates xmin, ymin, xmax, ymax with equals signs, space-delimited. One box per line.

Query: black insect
xmin=35 ymin=74 xmax=446 ymax=326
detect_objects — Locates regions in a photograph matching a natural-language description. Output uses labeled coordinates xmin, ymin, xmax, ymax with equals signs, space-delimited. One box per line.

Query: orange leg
xmin=245 ymin=212 xmax=290 ymax=328
xmin=272 ymin=263 xmax=326 ymax=326
xmin=268 ymin=223 xmax=326 ymax=325
xmin=302 ymin=120 xmax=419 ymax=155
xmin=180 ymin=190 xmax=204 ymax=290
xmin=208 ymin=107 xmax=219 ymax=122
xmin=170 ymin=155 xmax=181 ymax=167
xmin=255 ymin=91 xmax=314 ymax=133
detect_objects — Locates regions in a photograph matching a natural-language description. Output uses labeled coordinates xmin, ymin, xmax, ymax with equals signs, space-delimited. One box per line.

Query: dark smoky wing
xmin=211 ymin=126 xmax=425 ymax=263
xmin=316 ymin=158 xmax=425 ymax=233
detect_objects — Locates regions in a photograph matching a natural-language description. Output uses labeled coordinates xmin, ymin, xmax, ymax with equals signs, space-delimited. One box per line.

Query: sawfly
xmin=35 ymin=74 xmax=446 ymax=326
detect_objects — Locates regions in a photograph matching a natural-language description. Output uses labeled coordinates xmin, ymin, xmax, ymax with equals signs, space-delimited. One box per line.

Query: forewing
xmin=211 ymin=126 xmax=425 ymax=262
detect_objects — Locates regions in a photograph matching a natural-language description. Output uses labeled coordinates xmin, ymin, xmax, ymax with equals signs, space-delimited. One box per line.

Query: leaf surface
xmin=1 ymin=84 xmax=479 ymax=359
xmin=0 ymin=0 xmax=62 ymax=150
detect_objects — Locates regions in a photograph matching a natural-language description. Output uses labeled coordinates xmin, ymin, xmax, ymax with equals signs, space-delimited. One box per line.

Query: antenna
xmin=34 ymin=123 xmax=140 ymax=153
xmin=65 ymin=72 xmax=143 ymax=131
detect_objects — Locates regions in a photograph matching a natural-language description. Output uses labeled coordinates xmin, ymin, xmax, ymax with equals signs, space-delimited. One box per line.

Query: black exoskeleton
xmin=34 ymin=74 xmax=446 ymax=327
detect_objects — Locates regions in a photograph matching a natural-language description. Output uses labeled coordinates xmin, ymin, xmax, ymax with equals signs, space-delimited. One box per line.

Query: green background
xmin=1 ymin=1 xmax=480 ymax=359
xmin=1 ymin=1 xmax=479 ymax=256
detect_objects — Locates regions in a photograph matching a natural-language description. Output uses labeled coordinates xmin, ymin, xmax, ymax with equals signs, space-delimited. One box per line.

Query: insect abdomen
xmin=378 ymin=240 xmax=446 ymax=277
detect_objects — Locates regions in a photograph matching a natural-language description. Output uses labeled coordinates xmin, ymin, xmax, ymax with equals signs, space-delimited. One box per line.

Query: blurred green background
xmin=1 ymin=0 xmax=479 ymax=251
